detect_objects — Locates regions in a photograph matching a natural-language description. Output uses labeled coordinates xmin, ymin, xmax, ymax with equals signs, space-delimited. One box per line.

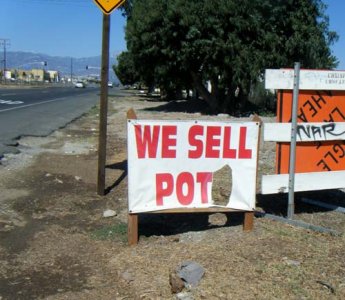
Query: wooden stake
xmin=128 ymin=214 xmax=138 ymax=246
xmin=243 ymin=211 xmax=254 ymax=231
xmin=126 ymin=108 xmax=137 ymax=120
xmin=127 ymin=109 xmax=138 ymax=245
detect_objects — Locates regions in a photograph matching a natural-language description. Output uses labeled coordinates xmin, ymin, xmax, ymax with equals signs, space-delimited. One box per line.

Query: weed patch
xmin=90 ymin=222 xmax=127 ymax=242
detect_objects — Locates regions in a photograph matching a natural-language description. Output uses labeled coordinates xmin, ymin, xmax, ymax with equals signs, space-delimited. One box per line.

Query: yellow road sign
xmin=94 ymin=0 xmax=126 ymax=15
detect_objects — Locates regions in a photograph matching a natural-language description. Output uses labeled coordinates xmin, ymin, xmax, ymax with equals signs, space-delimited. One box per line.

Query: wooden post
xmin=97 ymin=13 xmax=111 ymax=196
xmin=127 ymin=109 xmax=138 ymax=245
xmin=128 ymin=214 xmax=138 ymax=246
xmin=243 ymin=211 xmax=254 ymax=231
xmin=126 ymin=108 xmax=137 ymax=120
xmin=241 ymin=114 xmax=262 ymax=233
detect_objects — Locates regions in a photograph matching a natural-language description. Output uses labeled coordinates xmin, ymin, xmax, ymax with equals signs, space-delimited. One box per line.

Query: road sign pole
xmin=97 ymin=13 xmax=111 ymax=196
xmin=287 ymin=62 xmax=300 ymax=219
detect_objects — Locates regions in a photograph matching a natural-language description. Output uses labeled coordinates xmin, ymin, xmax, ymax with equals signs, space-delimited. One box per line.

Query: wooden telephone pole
xmin=94 ymin=0 xmax=126 ymax=195
xmin=97 ymin=14 xmax=110 ymax=195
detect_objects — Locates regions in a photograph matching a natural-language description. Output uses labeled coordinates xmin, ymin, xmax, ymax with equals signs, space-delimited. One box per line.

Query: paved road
xmin=0 ymin=85 xmax=101 ymax=157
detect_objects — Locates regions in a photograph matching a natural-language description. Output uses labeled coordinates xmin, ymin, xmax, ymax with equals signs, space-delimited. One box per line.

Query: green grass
xmin=90 ymin=222 xmax=127 ymax=242
xmin=85 ymin=105 xmax=99 ymax=117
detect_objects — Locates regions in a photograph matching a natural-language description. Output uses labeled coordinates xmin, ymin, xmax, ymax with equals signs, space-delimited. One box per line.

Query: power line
xmin=3 ymin=0 xmax=91 ymax=6
xmin=4 ymin=0 xmax=89 ymax=2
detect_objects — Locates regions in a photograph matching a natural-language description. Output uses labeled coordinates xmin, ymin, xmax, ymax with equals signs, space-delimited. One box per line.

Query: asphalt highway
xmin=0 ymin=85 xmax=101 ymax=157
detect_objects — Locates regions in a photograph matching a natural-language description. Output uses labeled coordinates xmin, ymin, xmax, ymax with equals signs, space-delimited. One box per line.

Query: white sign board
xmin=261 ymin=170 xmax=345 ymax=194
xmin=265 ymin=69 xmax=345 ymax=90
xmin=264 ymin=122 xmax=345 ymax=142
xmin=127 ymin=120 xmax=260 ymax=213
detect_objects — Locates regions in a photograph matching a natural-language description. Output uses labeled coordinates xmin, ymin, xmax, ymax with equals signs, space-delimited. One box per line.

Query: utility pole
xmin=92 ymin=0 xmax=125 ymax=195
xmin=70 ymin=57 xmax=73 ymax=84
xmin=0 ymin=38 xmax=10 ymax=84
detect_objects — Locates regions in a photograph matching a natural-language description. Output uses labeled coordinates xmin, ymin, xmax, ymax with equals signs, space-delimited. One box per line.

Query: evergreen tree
xmin=114 ymin=51 xmax=140 ymax=86
xmin=124 ymin=0 xmax=338 ymax=113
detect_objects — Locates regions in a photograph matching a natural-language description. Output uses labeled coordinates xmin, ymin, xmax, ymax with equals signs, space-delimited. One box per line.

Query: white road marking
xmin=0 ymin=99 xmax=24 ymax=105
xmin=1 ymin=93 xmax=16 ymax=96
xmin=0 ymin=97 xmax=67 ymax=113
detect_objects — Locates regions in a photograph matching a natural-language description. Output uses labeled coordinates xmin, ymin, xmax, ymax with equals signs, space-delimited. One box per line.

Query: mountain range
xmin=4 ymin=51 xmax=120 ymax=83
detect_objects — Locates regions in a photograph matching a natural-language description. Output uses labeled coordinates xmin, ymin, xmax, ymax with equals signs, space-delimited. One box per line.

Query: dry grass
xmin=0 ymin=92 xmax=344 ymax=299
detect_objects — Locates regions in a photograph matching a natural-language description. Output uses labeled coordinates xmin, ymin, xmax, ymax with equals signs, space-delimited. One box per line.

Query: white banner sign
xmin=265 ymin=69 xmax=345 ymax=90
xmin=127 ymin=120 xmax=259 ymax=213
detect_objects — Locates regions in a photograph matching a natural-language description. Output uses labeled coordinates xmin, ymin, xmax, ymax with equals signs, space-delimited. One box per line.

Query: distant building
xmin=16 ymin=69 xmax=33 ymax=81
xmin=46 ymin=70 xmax=60 ymax=82
xmin=4 ymin=70 xmax=11 ymax=80
xmin=31 ymin=69 xmax=48 ymax=81
xmin=8 ymin=68 xmax=60 ymax=82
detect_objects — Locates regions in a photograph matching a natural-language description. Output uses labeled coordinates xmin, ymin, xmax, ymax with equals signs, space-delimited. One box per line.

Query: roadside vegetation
xmin=114 ymin=0 xmax=338 ymax=114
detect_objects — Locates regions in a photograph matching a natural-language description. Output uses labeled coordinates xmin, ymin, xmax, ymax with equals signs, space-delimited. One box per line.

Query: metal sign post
xmin=287 ymin=62 xmax=301 ymax=219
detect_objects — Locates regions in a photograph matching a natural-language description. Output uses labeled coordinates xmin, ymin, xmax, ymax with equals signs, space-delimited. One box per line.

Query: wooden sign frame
xmin=126 ymin=109 xmax=260 ymax=245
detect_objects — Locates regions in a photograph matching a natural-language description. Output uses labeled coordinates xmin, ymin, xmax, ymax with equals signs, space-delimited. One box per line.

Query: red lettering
xmin=206 ymin=126 xmax=221 ymax=158
xmin=238 ymin=127 xmax=252 ymax=159
xmin=155 ymin=173 xmax=174 ymax=206
xmin=156 ymin=171 xmax=214 ymax=206
xmin=223 ymin=126 xmax=237 ymax=158
xmin=188 ymin=125 xmax=203 ymax=158
xmin=196 ymin=172 xmax=212 ymax=204
xmin=176 ymin=172 xmax=194 ymax=205
xmin=135 ymin=125 xmax=160 ymax=158
xmin=161 ymin=126 xmax=177 ymax=158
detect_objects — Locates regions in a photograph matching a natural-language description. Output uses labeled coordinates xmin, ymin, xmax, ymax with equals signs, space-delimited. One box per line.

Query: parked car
xmin=108 ymin=81 xmax=113 ymax=88
xmin=75 ymin=82 xmax=86 ymax=88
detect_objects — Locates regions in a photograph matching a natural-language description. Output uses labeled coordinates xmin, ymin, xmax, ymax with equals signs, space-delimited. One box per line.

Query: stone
xmin=54 ymin=178 xmax=63 ymax=184
xmin=103 ymin=209 xmax=117 ymax=218
xmin=208 ymin=213 xmax=227 ymax=226
xmin=177 ymin=261 xmax=205 ymax=287
xmin=176 ymin=291 xmax=194 ymax=300
xmin=169 ymin=271 xmax=185 ymax=294
xmin=120 ymin=270 xmax=134 ymax=283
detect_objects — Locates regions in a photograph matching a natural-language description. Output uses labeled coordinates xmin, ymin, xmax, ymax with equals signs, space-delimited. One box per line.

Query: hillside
xmin=5 ymin=51 xmax=119 ymax=82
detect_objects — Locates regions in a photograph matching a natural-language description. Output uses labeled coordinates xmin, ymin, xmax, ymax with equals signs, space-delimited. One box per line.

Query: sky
xmin=0 ymin=0 xmax=344 ymax=69
xmin=324 ymin=0 xmax=345 ymax=69
xmin=0 ymin=0 xmax=127 ymax=58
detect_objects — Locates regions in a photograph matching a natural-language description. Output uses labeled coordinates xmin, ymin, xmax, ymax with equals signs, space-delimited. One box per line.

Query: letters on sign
xmin=127 ymin=120 xmax=259 ymax=213
xmin=296 ymin=123 xmax=345 ymax=141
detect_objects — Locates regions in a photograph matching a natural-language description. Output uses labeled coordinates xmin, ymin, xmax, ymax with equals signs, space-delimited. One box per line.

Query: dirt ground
xmin=0 ymin=90 xmax=344 ymax=300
